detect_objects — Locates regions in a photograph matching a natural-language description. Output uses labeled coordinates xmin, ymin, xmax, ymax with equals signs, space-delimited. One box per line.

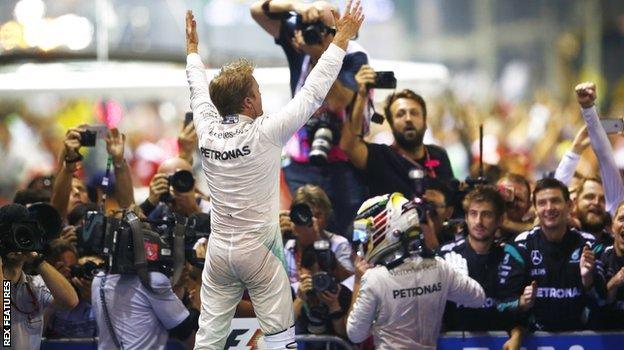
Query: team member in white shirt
xmin=184 ymin=3 xmax=364 ymax=348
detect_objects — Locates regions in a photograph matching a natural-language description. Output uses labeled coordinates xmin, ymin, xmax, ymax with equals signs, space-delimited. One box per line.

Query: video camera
xmin=295 ymin=15 xmax=336 ymax=45
xmin=0 ymin=203 xmax=62 ymax=256
xmin=75 ymin=209 xmax=210 ymax=290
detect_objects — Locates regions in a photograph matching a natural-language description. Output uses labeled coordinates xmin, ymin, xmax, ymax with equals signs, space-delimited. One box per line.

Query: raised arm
xmin=51 ymin=128 xmax=82 ymax=220
xmin=185 ymin=10 xmax=220 ymax=137
xmin=260 ymin=0 xmax=365 ymax=145
xmin=105 ymin=128 xmax=135 ymax=208
xmin=554 ymin=126 xmax=589 ymax=186
xmin=250 ymin=0 xmax=316 ymax=38
xmin=339 ymin=64 xmax=373 ymax=169
xmin=575 ymin=82 xmax=624 ymax=215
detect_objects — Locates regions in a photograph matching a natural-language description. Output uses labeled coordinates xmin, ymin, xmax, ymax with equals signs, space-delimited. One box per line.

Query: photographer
xmin=293 ymin=245 xmax=351 ymax=347
xmin=496 ymin=173 xmax=533 ymax=243
xmin=251 ymin=0 xmax=369 ymax=237
xmin=0 ymin=204 xmax=79 ymax=349
xmin=346 ymin=193 xmax=485 ymax=349
xmin=92 ymin=270 xmax=199 ymax=349
xmin=90 ymin=211 xmax=201 ymax=349
xmin=51 ymin=127 xmax=134 ymax=221
xmin=283 ymin=185 xmax=354 ymax=285
xmin=139 ymin=157 xmax=208 ymax=219
xmin=44 ymin=239 xmax=98 ymax=338
xmin=341 ymin=66 xmax=455 ymax=199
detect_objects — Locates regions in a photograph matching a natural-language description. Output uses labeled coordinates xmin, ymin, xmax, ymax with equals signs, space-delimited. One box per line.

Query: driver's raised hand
xmin=331 ymin=0 xmax=364 ymax=50
xmin=186 ymin=10 xmax=199 ymax=54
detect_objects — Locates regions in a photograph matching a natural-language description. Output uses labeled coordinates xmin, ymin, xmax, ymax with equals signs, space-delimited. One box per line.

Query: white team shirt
xmin=186 ymin=44 xmax=346 ymax=248
xmin=347 ymin=256 xmax=485 ymax=350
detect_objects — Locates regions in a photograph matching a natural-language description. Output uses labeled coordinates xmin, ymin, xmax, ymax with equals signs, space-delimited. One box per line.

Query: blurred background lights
xmin=7 ymin=0 xmax=94 ymax=51
xmin=14 ymin=0 xmax=45 ymax=25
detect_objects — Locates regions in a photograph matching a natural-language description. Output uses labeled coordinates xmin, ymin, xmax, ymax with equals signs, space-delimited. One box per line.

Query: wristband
xmin=64 ymin=153 xmax=83 ymax=163
xmin=113 ymin=159 xmax=126 ymax=169
xmin=31 ymin=253 xmax=46 ymax=268
xmin=328 ymin=309 xmax=344 ymax=320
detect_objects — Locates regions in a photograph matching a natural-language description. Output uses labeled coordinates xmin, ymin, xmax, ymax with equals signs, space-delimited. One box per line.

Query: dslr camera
xmin=305 ymin=110 xmax=342 ymax=165
xmin=159 ymin=170 xmax=195 ymax=202
xmin=311 ymin=240 xmax=338 ymax=294
xmin=295 ymin=14 xmax=336 ymax=45
xmin=0 ymin=203 xmax=62 ymax=255
xmin=367 ymin=71 xmax=397 ymax=90
xmin=70 ymin=260 xmax=105 ymax=280
xmin=289 ymin=202 xmax=314 ymax=227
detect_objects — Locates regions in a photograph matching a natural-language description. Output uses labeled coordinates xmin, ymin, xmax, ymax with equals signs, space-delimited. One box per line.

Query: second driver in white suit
xmin=184 ymin=3 xmax=364 ymax=349
xmin=346 ymin=193 xmax=485 ymax=349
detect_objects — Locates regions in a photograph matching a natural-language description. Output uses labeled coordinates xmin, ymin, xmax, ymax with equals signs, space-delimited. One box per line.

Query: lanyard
xmin=390 ymin=144 xmax=437 ymax=179
xmin=11 ymin=279 xmax=40 ymax=322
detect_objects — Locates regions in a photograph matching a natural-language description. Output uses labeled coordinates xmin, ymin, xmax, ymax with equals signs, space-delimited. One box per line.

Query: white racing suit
xmin=347 ymin=256 xmax=485 ymax=350
xmin=186 ymin=44 xmax=346 ymax=349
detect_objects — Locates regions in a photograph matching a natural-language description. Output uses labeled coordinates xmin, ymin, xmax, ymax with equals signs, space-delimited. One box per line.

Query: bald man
xmin=139 ymin=157 xmax=209 ymax=218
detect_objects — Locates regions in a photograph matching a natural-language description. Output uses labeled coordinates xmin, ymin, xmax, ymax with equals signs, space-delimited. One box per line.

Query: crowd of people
xmin=2 ymin=1 xmax=624 ymax=349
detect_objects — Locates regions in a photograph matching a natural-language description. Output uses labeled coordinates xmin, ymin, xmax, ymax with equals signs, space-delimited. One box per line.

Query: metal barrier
xmin=295 ymin=334 xmax=356 ymax=350
xmin=41 ymin=338 xmax=186 ymax=350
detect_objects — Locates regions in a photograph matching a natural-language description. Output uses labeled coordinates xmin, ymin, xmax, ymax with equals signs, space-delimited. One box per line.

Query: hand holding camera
xmin=318 ymin=284 xmax=342 ymax=313
xmin=63 ymin=128 xmax=83 ymax=162
xmin=148 ymin=173 xmax=170 ymax=205
xmin=355 ymin=64 xmax=376 ymax=95
xmin=297 ymin=272 xmax=313 ymax=302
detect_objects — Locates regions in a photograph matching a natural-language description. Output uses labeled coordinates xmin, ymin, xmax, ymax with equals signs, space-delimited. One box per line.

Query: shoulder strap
xmin=124 ymin=211 xmax=153 ymax=293
xmin=100 ymin=274 xmax=123 ymax=349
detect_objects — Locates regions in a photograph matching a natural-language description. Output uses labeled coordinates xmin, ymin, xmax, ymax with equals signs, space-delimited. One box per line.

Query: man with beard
xmin=574 ymin=177 xmax=613 ymax=257
xmin=497 ymin=178 xmax=605 ymax=332
xmin=440 ymin=186 xmax=523 ymax=349
xmin=341 ymin=73 xmax=454 ymax=198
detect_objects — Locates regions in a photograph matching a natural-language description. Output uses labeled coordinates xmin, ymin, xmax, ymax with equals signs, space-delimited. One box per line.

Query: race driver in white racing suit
xmin=184 ymin=3 xmax=364 ymax=349
xmin=346 ymin=193 xmax=485 ymax=349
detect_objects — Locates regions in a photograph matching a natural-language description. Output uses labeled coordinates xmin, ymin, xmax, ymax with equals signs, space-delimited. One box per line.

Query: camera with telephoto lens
xmin=311 ymin=240 xmax=338 ymax=294
xmin=159 ymin=170 xmax=196 ymax=202
xmin=305 ymin=110 xmax=342 ymax=165
xmin=0 ymin=203 xmax=62 ymax=255
xmin=289 ymin=203 xmax=313 ymax=227
xmin=295 ymin=15 xmax=336 ymax=45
